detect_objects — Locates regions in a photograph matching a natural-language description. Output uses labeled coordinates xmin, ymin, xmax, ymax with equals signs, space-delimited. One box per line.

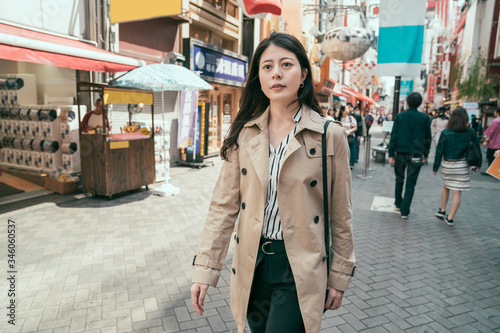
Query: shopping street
xmin=0 ymin=124 xmax=499 ymax=333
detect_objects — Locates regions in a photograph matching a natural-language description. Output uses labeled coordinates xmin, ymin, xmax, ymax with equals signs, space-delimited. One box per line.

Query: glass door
xmin=208 ymin=93 xmax=221 ymax=154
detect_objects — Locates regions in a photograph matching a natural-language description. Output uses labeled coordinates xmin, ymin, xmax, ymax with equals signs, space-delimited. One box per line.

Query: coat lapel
xmin=243 ymin=105 xmax=325 ymax=198
xmin=245 ymin=108 xmax=270 ymax=199
xmin=282 ymin=106 xmax=324 ymax=163
xmin=246 ymin=131 xmax=269 ymax=198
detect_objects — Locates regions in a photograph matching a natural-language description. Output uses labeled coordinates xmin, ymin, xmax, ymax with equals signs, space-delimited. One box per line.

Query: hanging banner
xmin=400 ymin=80 xmax=414 ymax=101
xmin=427 ymin=74 xmax=436 ymax=102
xmin=347 ymin=62 xmax=377 ymax=91
xmin=377 ymin=0 xmax=426 ymax=77
xmin=177 ymin=91 xmax=198 ymax=148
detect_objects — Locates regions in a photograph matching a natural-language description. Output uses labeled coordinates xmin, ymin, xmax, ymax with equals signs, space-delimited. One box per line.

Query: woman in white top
xmin=337 ymin=105 xmax=357 ymax=167
xmin=431 ymin=108 xmax=449 ymax=147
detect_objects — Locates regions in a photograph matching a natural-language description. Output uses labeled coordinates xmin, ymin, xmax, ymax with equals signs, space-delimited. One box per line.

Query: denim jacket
xmin=433 ymin=128 xmax=482 ymax=172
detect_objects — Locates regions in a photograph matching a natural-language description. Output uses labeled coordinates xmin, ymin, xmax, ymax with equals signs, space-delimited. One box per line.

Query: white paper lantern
xmin=321 ymin=27 xmax=372 ymax=61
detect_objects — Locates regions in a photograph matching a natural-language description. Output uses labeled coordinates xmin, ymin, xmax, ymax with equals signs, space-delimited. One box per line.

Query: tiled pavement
xmin=0 ymin=124 xmax=499 ymax=333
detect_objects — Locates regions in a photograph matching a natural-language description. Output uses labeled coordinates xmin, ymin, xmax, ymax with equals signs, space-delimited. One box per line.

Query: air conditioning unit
xmin=0 ymin=74 xmax=37 ymax=106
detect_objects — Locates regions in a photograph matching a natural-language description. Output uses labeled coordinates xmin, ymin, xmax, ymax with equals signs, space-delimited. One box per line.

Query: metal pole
xmin=393 ymin=76 xmax=401 ymax=119
xmin=357 ymin=134 xmax=372 ymax=179
xmin=162 ymin=91 xmax=167 ymax=181
xmin=365 ymin=134 xmax=371 ymax=171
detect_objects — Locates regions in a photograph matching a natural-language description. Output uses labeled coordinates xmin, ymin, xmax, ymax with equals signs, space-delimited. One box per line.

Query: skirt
xmin=441 ymin=159 xmax=470 ymax=191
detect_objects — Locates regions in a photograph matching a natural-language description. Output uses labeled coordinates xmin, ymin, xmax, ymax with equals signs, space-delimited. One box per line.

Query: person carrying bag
xmin=433 ymin=107 xmax=481 ymax=226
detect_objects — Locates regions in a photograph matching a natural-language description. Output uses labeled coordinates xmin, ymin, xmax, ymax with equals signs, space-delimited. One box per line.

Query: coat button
xmin=314 ymin=216 xmax=319 ymax=223
xmin=310 ymin=180 xmax=317 ymax=187
xmin=310 ymin=148 xmax=316 ymax=155
xmin=242 ymin=168 xmax=247 ymax=175
xmin=242 ymin=202 xmax=246 ymax=209
xmin=232 ymin=268 xmax=236 ymax=274
xmin=236 ymin=237 xmax=239 ymax=244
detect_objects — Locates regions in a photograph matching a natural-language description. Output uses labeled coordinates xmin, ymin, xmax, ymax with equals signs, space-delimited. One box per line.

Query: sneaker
xmin=395 ymin=206 xmax=401 ymax=212
xmin=436 ymin=210 xmax=446 ymax=219
xmin=445 ymin=216 xmax=454 ymax=226
xmin=401 ymin=214 xmax=408 ymax=219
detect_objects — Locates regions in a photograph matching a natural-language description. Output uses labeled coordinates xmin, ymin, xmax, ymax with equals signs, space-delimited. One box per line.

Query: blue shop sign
xmin=185 ymin=39 xmax=248 ymax=87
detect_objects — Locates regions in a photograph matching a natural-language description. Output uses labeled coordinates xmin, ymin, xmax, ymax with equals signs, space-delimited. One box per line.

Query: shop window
xmin=205 ymin=0 xmax=226 ymax=12
xmin=226 ymin=1 xmax=238 ymax=18
xmin=191 ymin=26 xmax=210 ymax=44
xmin=212 ymin=34 xmax=224 ymax=49
xmin=222 ymin=39 xmax=235 ymax=52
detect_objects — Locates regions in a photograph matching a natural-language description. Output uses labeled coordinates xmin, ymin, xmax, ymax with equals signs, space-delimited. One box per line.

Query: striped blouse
xmin=262 ymin=108 xmax=302 ymax=240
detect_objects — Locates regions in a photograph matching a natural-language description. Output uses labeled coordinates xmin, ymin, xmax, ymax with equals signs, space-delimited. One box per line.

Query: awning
xmin=0 ymin=23 xmax=145 ymax=73
xmin=342 ymin=87 xmax=379 ymax=106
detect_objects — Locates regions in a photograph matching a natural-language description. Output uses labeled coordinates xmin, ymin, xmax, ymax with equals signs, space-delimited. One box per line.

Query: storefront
xmin=0 ymin=22 xmax=143 ymax=203
xmin=183 ymin=38 xmax=247 ymax=155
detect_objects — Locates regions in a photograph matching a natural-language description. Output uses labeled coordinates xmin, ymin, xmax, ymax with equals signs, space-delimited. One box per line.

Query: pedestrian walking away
xmin=388 ymin=92 xmax=432 ymax=219
xmin=336 ymin=105 xmax=357 ymax=168
xmin=482 ymin=107 xmax=500 ymax=167
xmin=351 ymin=105 xmax=365 ymax=163
xmin=365 ymin=111 xmax=374 ymax=136
xmin=433 ymin=107 xmax=481 ymax=226
xmin=431 ymin=107 xmax=448 ymax=148
xmin=190 ymin=32 xmax=356 ymax=333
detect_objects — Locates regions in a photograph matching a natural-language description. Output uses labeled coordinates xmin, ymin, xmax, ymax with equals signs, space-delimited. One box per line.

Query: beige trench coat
xmin=193 ymin=105 xmax=356 ymax=333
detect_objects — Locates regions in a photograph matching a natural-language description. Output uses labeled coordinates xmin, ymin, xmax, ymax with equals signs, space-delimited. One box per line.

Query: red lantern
xmin=242 ymin=0 xmax=282 ymax=15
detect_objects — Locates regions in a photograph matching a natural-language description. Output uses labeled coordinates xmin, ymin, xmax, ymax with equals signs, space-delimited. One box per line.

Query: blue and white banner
xmin=400 ymin=80 xmax=414 ymax=100
xmin=377 ymin=0 xmax=426 ymax=77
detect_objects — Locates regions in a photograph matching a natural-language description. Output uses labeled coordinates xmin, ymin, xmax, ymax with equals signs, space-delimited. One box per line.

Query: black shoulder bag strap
xmin=322 ymin=120 xmax=332 ymax=277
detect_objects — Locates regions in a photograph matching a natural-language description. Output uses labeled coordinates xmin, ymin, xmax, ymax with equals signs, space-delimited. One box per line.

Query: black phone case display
xmin=0 ymin=105 xmax=82 ymax=174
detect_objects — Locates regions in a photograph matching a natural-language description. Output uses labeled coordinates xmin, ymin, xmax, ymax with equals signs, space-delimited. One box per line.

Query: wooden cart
xmin=77 ymin=82 xmax=155 ymax=197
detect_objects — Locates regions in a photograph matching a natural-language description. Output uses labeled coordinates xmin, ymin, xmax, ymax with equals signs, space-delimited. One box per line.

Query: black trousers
xmin=487 ymin=148 xmax=496 ymax=166
xmin=355 ymin=134 xmax=361 ymax=161
xmin=247 ymin=238 xmax=305 ymax=333
xmin=394 ymin=153 xmax=423 ymax=216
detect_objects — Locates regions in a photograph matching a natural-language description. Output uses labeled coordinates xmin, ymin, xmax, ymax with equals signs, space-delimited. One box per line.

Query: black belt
xmin=260 ymin=237 xmax=286 ymax=255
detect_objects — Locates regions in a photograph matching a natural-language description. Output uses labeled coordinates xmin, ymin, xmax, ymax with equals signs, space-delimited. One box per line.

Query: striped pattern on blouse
xmin=262 ymin=108 xmax=302 ymax=240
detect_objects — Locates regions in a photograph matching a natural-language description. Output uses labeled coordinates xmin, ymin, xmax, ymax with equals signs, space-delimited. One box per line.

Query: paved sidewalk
xmin=0 ymin=124 xmax=499 ymax=332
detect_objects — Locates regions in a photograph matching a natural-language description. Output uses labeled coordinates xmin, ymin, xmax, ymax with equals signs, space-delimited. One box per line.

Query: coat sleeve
xmin=328 ymin=125 xmax=356 ymax=291
xmin=388 ymin=114 xmax=399 ymax=157
xmin=433 ymin=132 xmax=445 ymax=172
xmin=192 ymin=146 xmax=241 ymax=287
xmin=424 ymin=116 xmax=432 ymax=157
xmin=472 ymin=128 xmax=482 ymax=168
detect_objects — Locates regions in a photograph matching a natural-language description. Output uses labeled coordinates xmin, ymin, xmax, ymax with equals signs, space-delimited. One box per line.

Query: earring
xmin=300 ymin=82 xmax=304 ymax=88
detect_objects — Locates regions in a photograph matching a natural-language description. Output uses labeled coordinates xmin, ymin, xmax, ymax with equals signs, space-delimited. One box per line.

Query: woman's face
xmin=259 ymin=44 xmax=307 ymax=104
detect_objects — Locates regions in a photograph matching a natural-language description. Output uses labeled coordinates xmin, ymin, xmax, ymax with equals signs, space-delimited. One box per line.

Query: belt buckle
xmin=262 ymin=241 xmax=275 ymax=255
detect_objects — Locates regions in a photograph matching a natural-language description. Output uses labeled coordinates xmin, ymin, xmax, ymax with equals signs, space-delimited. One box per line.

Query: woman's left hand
xmin=471 ymin=166 xmax=479 ymax=172
xmin=324 ymin=287 xmax=344 ymax=311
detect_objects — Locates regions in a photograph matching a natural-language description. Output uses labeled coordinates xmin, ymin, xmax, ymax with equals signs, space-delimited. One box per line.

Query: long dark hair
xmin=335 ymin=105 xmax=346 ymax=122
xmin=220 ymin=32 xmax=321 ymax=161
xmin=447 ymin=107 xmax=468 ymax=132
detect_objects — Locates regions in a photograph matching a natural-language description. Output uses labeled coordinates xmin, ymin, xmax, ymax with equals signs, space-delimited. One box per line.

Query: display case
xmin=77 ymin=82 xmax=155 ymax=197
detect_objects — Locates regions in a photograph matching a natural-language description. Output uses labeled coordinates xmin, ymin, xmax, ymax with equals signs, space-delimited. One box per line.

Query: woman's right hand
xmin=191 ymin=283 xmax=209 ymax=316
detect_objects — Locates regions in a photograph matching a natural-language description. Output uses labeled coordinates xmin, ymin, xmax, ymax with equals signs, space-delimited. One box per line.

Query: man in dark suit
xmin=388 ymin=92 xmax=431 ymax=219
